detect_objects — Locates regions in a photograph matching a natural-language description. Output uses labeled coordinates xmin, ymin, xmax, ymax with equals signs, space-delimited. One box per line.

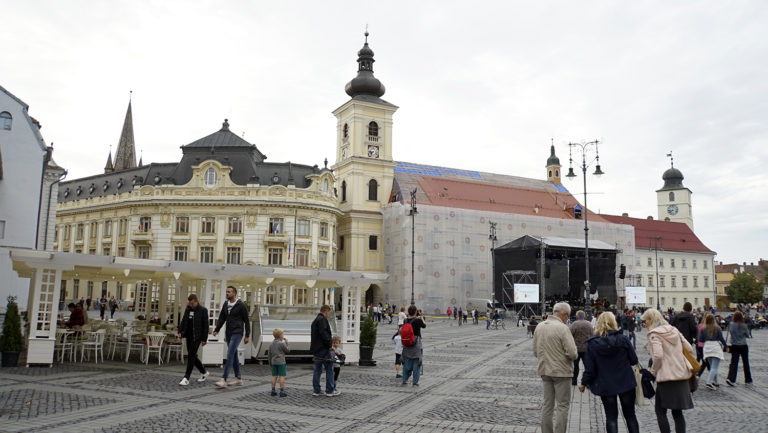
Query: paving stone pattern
xmin=1 ymin=318 xmax=768 ymax=432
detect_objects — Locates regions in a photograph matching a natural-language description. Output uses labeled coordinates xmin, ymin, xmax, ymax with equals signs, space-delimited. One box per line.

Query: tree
xmin=0 ymin=296 xmax=24 ymax=352
xmin=359 ymin=307 xmax=378 ymax=348
xmin=726 ymin=272 xmax=763 ymax=304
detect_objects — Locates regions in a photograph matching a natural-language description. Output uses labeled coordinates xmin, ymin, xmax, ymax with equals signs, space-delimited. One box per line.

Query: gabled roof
xmin=390 ymin=161 xmax=606 ymax=222
xmin=0 ymin=84 xmax=48 ymax=152
xmin=601 ymin=214 xmax=714 ymax=254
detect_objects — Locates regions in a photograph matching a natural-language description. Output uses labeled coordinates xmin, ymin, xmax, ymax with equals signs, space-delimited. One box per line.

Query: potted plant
xmin=1 ymin=296 xmax=24 ymax=367
xmin=359 ymin=307 xmax=377 ymax=366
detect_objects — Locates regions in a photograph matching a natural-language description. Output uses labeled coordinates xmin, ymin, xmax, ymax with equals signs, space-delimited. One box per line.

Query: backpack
xmin=401 ymin=321 xmax=416 ymax=347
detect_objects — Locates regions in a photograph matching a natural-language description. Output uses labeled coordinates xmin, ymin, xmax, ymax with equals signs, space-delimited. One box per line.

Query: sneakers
xmin=228 ymin=378 xmax=243 ymax=386
xmin=215 ymin=378 xmax=228 ymax=388
xmin=197 ymin=372 xmax=210 ymax=383
xmin=726 ymin=379 xmax=735 ymax=386
xmin=271 ymin=389 xmax=278 ymax=396
xmin=279 ymin=390 xmax=287 ymax=397
xmin=705 ymin=383 xmax=716 ymax=390
xmin=179 ymin=378 xmax=190 ymax=386
xmin=326 ymin=389 xmax=341 ymax=396
xmin=396 ymin=374 xmax=402 ymax=378
xmin=401 ymin=382 xmax=408 ymax=386
xmin=746 ymin=381 xmax=754 ymax=385
xmin=312 ymin=392 xmax=323 ymax=397
xmin=412 ymin=383 xmax=419 ymax=387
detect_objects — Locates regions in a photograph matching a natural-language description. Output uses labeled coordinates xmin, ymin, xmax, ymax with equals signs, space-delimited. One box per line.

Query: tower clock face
xmin=667 ymin=204 xmax=679 ymax=216
xmin=368 ymin=145 xmax=379 ymax=158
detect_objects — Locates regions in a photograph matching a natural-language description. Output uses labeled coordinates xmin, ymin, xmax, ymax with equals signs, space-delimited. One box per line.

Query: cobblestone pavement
xmin=1 ymin=318 xmax=767 ymax=432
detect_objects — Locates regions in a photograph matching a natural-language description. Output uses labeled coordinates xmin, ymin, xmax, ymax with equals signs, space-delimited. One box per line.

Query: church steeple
xmin=344 ymin=32 xmax=386 ymax=98
xmin=546 ymin=142 xmax=562 ymax=185
xmin=104 ymin=147 xmax=114 ymax=173
xmin=113 ymin=94 xmax=136 ymax=171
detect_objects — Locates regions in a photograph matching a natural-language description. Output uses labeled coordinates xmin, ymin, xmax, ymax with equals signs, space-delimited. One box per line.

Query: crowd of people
xmin=532 ymin=298 xmax=759 ymax=433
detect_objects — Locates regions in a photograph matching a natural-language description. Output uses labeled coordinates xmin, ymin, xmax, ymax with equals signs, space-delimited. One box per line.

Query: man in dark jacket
xmin=670 ymin=301 xmax=698 ymax=344
xmin=213 ymin=286 xmax=250 ymax=387
xmin=177 ymin=294 xmax=209 ymax=386
xmin=310 ymin=305 xmax=337 ymax=396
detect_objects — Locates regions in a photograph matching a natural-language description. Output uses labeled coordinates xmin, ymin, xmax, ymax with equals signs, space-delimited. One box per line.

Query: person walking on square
xmin=311 ymin=305 xmax=338 ymax=396
xmin=393 ymin=328 xmax=403 ymax=378
xmin=462 ymin=308 xmax=468 ymax=324
xmin=108 ymin=296 xmax=118 ymax=319
xmin=642 ymin=308 xmax=694 ymax=433
xmin=726 ymin=311 xmax=753 ymax=386
xmin=533 ymin=302 xmax=578 ymax=433
xmin=698 ymin=313 xmax=727 ymax=390
xmin=269 ymin=328 xmax=290 ymax=397
xmin=578 ymin=312 xmax=640 ymax=433
xmin=570 ymin=310 xmax=592 ymax=386
xmin=401 ymin=305 xmax=426 ymax=386
xmin=332 ymin=335 xmax=345 ymax=387
xmin=625 ymin=311 xmax=637 ymax=350
xmin=453 ymin=307 xmax=457 ymax=320
xmin=671 ymin=302 xmax=698 ymax=345
xmin=457 ymin=307 xmax=463 ymax=326
xmin=446 ymin=307 xmax=452 ymax=320
xmin=398 ymin=306 xmax=407 ymax=328
xmin=213 ymin=285 xmax=250 ymax=387
xmin=695 ymin=313 xmax=711 ymax=378
xmin=98 ymin=295 xmax=108 ymax=320
xmin=177 ymin=294 xmax=210 ymax=386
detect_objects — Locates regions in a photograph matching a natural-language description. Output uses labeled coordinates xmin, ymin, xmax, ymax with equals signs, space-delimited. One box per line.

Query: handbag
xmin=633 ymin=365 xmax=645 ymax=407
xmin=640 ymin=368 xmax=656 ymax=399
xmin=682 ymin=343 xmax=701 ymax=375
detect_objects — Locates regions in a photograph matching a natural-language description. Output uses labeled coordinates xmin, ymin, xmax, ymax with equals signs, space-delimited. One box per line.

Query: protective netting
xmin=382 ymin=203 xmax=635 ymax=315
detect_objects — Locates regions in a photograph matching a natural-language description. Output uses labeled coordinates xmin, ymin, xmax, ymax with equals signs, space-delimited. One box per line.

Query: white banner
xmin=514 ymin=284 xmax=540 ymax=303
xmin=625 ymin=286 xmax=647 ymax=304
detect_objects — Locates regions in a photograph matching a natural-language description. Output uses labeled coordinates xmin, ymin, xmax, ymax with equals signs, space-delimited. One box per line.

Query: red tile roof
xmin=600 ymin=214 xmax=714 ymax=253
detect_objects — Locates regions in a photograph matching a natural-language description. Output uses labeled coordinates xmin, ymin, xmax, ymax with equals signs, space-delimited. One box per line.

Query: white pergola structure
xmin=10 ymin=249 xmax=386 ymax=367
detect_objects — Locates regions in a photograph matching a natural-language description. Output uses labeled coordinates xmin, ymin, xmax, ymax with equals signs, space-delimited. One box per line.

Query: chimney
xmin=622 ymin=212 xmax=628 ymax=217
xmin=647 ymin=216 xmax=653 ymax=220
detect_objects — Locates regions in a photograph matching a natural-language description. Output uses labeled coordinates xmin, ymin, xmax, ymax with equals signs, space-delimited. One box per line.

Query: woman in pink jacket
xmin=642 ymin=308 xmax=694 ymax=433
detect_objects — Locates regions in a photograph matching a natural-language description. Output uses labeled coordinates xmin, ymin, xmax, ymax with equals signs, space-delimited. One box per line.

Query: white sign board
xmin=625 ymin=286 xmax=647 ymax=304
xmin=514 ymin=284 xmax=540 ymax=303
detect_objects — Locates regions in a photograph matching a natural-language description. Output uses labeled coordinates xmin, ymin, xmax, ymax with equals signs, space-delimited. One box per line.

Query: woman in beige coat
xmin=642 ymin=308 xmax=694 ymax=433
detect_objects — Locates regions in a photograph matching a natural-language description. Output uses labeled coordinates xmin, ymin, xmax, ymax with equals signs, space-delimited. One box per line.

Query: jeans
xmin=312 ymin=351 xmax=335 ymax=394
xmin=655 ymin=395 xmax=685 ymax=433
xmin=184 ymin=339 xmax=206 ymax=379
xmin=727 ymin=344 xmax=752 ymax=383
xmin=572 ymin=352 xmax=586 ymax=385
xmin=402 ymin=357 xmax=421 ymax=384
xmin=706 ymin=357 xmax=720 ymax=384
xmin=222 ymin=333 xmax=242 ymax=380
xmin=627 ymin=331 xmax=636 ymax=349
xmin=601 ymin=389 xmax=639 ymax=433
xmin=541 ymin=375 xmax=571 ymax=433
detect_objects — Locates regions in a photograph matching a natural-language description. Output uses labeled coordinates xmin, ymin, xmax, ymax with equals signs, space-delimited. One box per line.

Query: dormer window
xmin=205 ymin=167 xmax=217 ymax=187
xmin=0 ymin=112 xmax=11 ymax=130
xmin=368 ymin=121 xmax=378 ymax=137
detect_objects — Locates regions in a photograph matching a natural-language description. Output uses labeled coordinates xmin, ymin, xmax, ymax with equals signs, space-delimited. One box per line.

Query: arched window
xmin=368 ymin=179 xmax=378 ymax=201
xmin=341 ymin=180 xmax=347 ymax=202
xmin=548 ymin=170 xmax=553 ymax=178
xmin=343 ymin=123 xmax=349 ymax=138
xmin=669 ymin=191 xmax=675 ymax=202
xmin=555 ymin=169 xmax=559 ymax=177
xmin=368 ymin=121 xmax=378 ymax=137
xmin=0 ymin=112 xmax=12 ymax=131
xmin=322 ymin=179 xmax=329 ymax=193
xmin=205 ymin=167 xmax=217 ymax=187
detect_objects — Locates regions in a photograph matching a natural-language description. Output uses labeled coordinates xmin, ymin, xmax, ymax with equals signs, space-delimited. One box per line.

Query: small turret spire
xmin=344 ymin=31 xmax=386 ymax=98
xmin=104 ymin=145 xmax=114 ymax=173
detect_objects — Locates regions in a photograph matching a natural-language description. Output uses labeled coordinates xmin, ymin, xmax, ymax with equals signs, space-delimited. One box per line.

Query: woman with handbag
xmin=695 ymin=313 xmax=711 ymax=379
xmin=642 ymin=308 xmax=693 ymax=433
xmin=726 ymin=311 xmax=753 ymax=386
xmin=578 ymin=312 xmax=640 ymax=433
xmin=698 ymin=314 xmax=727 ymax=390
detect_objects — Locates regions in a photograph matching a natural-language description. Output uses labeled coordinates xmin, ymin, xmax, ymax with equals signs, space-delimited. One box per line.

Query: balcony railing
xmin=366 ymin=135 xmax=379 ymax=143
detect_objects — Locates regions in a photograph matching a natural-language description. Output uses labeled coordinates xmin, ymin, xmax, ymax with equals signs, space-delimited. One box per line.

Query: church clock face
xmin=667 ymin=204 xmax=679 ymax=216
xmin=368 ymin=145 xmax=379 ymax=158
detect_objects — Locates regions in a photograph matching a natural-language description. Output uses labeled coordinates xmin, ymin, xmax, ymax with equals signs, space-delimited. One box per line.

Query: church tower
xmin=546 ymin=144 xmax=561 ymax=185
xmin=656 ymin=157 xmax=693 ymax=229
xmin=112 ymin=97 xmax=137 ymax=171
xmin=332 ymin=32 xmax=398 ymax=272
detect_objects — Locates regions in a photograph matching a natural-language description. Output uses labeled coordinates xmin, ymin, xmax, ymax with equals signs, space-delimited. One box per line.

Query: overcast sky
xmin=2 ymin=1 xmax=766 ymax=265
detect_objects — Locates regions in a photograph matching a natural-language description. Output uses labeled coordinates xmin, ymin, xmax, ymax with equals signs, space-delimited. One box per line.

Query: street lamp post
xmin=409 ymin=188 xmax=418 ymax=306
xmin=652 ymin=236 xmax=662 ymax=310
xmin=488 ymin=221 xmax=497 ymax=301
xmin=566 ymin=140 xmax=604 ymax=301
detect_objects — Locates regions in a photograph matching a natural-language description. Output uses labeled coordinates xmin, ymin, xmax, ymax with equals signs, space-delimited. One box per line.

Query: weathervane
xmin=666 ymin=151 xmax=674 ymax=167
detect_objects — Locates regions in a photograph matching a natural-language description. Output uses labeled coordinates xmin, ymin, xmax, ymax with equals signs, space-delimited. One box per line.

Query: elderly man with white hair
xmin=533 ymin=302 xmax=578 ymax=433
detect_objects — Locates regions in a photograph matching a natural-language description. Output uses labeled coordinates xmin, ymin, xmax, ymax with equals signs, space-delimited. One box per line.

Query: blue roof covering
xmin=574 ymin=204 xmax=582 ymax=210
xmin=394 ymin=162 xmax=482 ymax=180
xmin=549 ymin=181 xmax=569 ymax=193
